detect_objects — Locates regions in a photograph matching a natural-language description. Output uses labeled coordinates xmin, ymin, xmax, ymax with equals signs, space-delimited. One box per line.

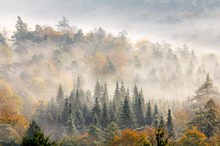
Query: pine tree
xmin=133 ymin=84 xmax=139 ymax=109
xmin=94 ymin=79 xmax=101 ymax=99
xmin=75 ymin=106 xmax=85 ymax=131
xmin=101 ymin=102 xmax=109 ymax=129
xmin=104 ymin=122 xmax=120 ymax=143
xmin=120 ymin=81 xmax=126 ymax=100
xmin=93 ymin=97 xmax=102 ymax=120
xmin=135 ymin=94 xmax=145 ymax=127
xmin=145 ymin=101 xmax=153 ymax=126
xmin=101 ymin=83 xmax=109 ymax=105
xmin=189 ymin=99 xmax=220 ymax=138
xmin=190 ymin=74 xmax=220 ymax=109
xmin=66 ymin=113 xmax=77 ymax=135
xmin=120 ymin=96 xmax=135 ymax=129
xmin=167 ymin=109 xmax=175 ymax=138
xmin=113 ymin=81 xmax=121 ymax=108
xmin=159 ymin=115 xmax=165 ymax=128
xmin=56 ymin=16 xmax=69 ymax=31
xmin=21 ymin=120 xmax=57 ymax=146
xmin=153 ymin=104 xmax=160 ymax=127
xmin=56 ymin=84 xmax=64 ymax=105
xmin=61 ymin=98 xmax=70 ymax=126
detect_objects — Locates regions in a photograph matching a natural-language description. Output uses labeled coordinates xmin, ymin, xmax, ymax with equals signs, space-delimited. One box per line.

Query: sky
xmin=0 ymin=0 xmax=220 ymax=53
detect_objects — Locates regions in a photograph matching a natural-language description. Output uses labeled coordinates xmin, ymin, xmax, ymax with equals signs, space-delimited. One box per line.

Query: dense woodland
xmin=0 ymin=16 xmax=220 ymax=145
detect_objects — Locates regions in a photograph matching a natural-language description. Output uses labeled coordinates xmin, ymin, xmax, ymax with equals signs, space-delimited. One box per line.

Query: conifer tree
xmin=61 ymin=98 xmax=70 ymax=126
xmin=145 ymin=101 xmax=153 ymax=126
xmin=66 ymin=113 xmax=77 ymax=135
xmin=120 ymin=96 xmax=135 ymax=129
xmin=101 ymin=102 xmax=109 ymax=129
xmin=167 ymin=109 xmax=175 ymax=137
xmin=135 ymin=94 xmax=145 ymax=127
xmin=113 ymin=81 xmax=121 ymax=108
xmin=159 ymin=115 xmax=165 ymax=128
xmin=94 ymin=79 xmax=101 ymax=99
xmin=104 ymin=122 xmax=120 ymax=143
xmin=56 ymin=84 xmax=64 ymax=105
xmin=92 ymin=97 xmax=102 ymax=120
xmin=153 ymin=104 xmax=160 ymax=127
xmin=75 ymin=106 xmax=85 ymax=131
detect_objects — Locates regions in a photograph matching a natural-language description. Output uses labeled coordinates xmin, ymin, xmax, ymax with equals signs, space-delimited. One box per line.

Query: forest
xmin=0 ymin=16 xmax=220 ymax=146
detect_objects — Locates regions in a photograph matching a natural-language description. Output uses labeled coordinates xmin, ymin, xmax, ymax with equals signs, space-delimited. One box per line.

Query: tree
xmin=153 ymin=104 xmax=159 ymax=127
xmin=178 ymin=127 xmax=208 ymax=146
xmin=190 ymin=74 xmax=220 ymax=109
xmin=56 ymin=16 xmax=69 ymax=32
xmin=189 ymin=99 xmax=220 ymax=138
xmin=56 ymin=84 xmax=64 ymax=105
xmin=167 ymin=109 xmax=175 ymax=138
xmin=120 ymin=96 xmax=135 ymax=129
xmin=159 ymin=115 xmax=165 ymax=129
xmin=94 ymin=79 xmax=101 ymax=99
xmin=0 ymin=33 xmax=6 ymax=45
xmin=112 ymin=129 xmax=151 ymax=146
xmin=104 ymin=122 xmax=120 ymax=144
xmin=146 ymin=102 xmax=153 ymax=126
xmin=92 ymin=97 xmax=102 ymax=120
xmin=88 ymin=125 xmax=104 ymax=142
xmin=155 ymin=127 xmax=170 ymax=146
xmin=101 ymin=102 xmax=109 ymax=129
xmin=66 ymin=114 xmax=77 ymax=135
xmin=61 ymin=98 xmax=71 ymax=126
xmin=135 ymin=94 xmax=145 ymax=127
xmin=74 ymin=106 xmax=85 ymax=131
xmin=21 ymin=120 xmax=57 ymax=146
xmin=12 ymin=16 xmax=30 ymax=45
xmin=113 ymin=81 xmax=121 ymax=109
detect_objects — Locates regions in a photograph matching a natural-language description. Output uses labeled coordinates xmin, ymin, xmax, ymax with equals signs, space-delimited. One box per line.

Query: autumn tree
xmin=178 ymin=127 xmax=209 ymax=146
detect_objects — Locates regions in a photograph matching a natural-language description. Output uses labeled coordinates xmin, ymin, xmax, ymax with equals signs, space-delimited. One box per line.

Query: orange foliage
xmin=178 ymin=127 xmax=209 ymax=146
xmin=0 ymin=79 xmax=28 ymax=131
xmin=111 ymin=128 xmax=151 ymax=146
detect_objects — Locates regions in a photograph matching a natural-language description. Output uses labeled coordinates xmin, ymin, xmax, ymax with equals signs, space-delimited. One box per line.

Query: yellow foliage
xmin=0 ymin=79 xmax=28 ymax=131
xmin=178 ymin=127 xmax=209 ymax=146
xmin=111 ymin=129 xmax=151 ymax=146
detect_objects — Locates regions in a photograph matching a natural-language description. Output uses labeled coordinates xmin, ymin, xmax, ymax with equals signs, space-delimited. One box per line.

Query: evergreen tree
xmin=145 ymin=101 xmax=153 ymax=126
xmin=66 ymin=113 xmax=77 ymax=135
xmin=56 ymin=84 xmax=64 ymax=105
xmin=56 ymin=16 xmax=69 ymax=32
xmin=113 ymin=81 xmax=121 ymax=108
xmin=104 ymin=122 xmax=120 ymax=143
xmin=12 ymin=16 xmax=30 ymax=45
xmin=92 ymin=97 xmax=102 ymax=120
xmin=167 ymin=109 xmax=175 ymax=138
xmin=101 ymin=102 xmax=109 ymax=129
xmin=61 ymin=98 xmax=70 ymax=126
xmin=153 ymin=104 xmax=160 ymax=127
xmin=93 ymin=113 xmax=100 ymax=127
xmin=190 ymin=74 xmax=220 ymax=109
xmin=120 ymin=81 xmax=126 ymax=100
xmin=88 ymin=125 xmax=104 ymax=142
xmin=21 ymin=120 xmax=57 ymax=146
xmin=189 ymin=99 xmax=220 ymax=138
xmin=74 ymin=106 xmax=85 ymax=131
xmin=135 ymin=94 xmax=145 ymax=127
xmin=94 ymin=79 xmax=101 ymax=99
xmin=159 ymin=115 xmax=165 ymax=128
xmin=120 ymin=96 xmax=135 ymax=129
xmin=133 ymin=84 xmax=139 ymax=109
xmin=101 ymin=83 xmax=109 ymax=105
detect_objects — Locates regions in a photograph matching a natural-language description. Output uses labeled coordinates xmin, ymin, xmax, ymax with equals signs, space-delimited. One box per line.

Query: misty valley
xmin=0 ymin=15 xmax=220 ymax=146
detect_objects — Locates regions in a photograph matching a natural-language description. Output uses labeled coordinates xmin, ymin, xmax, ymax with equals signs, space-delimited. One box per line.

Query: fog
xmin=1 ymin=0 xmax=220 ymax=52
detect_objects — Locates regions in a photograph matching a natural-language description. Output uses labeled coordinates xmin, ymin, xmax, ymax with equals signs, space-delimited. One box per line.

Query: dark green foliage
xmin=74 ymin=106 xmax=85 ymax=131
xmin=159 ymin=115 xmax=165 ymax=128
xmin=155 ymin=127 xmax=169 ymax=146
xmin=189 ymin=99 xmax=220 ymax=138
xmin=120 ymin=96 xmax=135 ymax=129
xmin=167 ymin=109 xmax=175 ymax=137
xmin=66 ymin=114 xmax=77 ymax=135
xmin=61 ymin=98 xmax=71 ymax=126
xmin=135 ymin=94 xmax=145 ymax=127
xmin=113 ymin=81 xmax=121 ymax=108
xmin=21 ymin=120 xmax=57 ymax=146
xmin=101 ymin=102 xmax=109 ymax=129
xmin=146 ymin=101 xmax=153 ymax=126
xmin=92 ymin=97 xmax=102 ymax=121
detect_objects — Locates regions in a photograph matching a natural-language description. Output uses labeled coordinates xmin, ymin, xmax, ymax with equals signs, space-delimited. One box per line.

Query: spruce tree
xmin=61 ymin=98 xmax=70 ymax=126
xmin=167 ymin=109 xmax=175 ymax=137
xmin=101 ymin=102 xmax=109 ymax=129
xmin=145 ymin=101 xmax=153 ymax=126
xmin=120 ymin=96 xmax=135 ymax=129
xmin=75 ymin=106 xmax=85 ymax=131
xmin=92 ymin=97 xmax=102 ymax=120
xmin=113 ymin=81 xmax=121 ymax=108
xmin=153 ymin=104 xmax=160 ymax=127
xmin=104 ymin=122 xmax=120 ymax=143
xmin=159 ymin=115 xmax=165 ymax=128
xmin=21 ymin=120 xmax=57 ymax=146
xmin=94 ymin=79 xmax=101 ymax=99
xmin=66 ymin=113 xmax=77 ymax=135
xmin=56 ymin=84 xmax=64 ymax=105
xmin=135 ymin=94 xmax=145 ymax=127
